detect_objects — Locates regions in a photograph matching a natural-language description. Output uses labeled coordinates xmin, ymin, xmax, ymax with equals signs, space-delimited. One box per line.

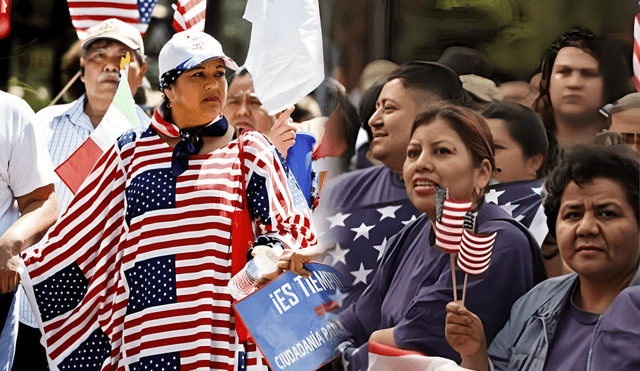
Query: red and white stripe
xmin=67 ymin=0 xmax=150 ymax=38
xmin=457 ymin=229 xmax=497 ymax=275
xmin=633 ymin=13 xmax=640 ymax=92
xmin=21 ymin=130 xmax=315 ymax=370
xmin=368 ymin=341 xmax=474 ymax=371
xmin=434 ymin=199 xmax=472 ymax=253
xmin=172 ymin=0 xmax=206 ymax=33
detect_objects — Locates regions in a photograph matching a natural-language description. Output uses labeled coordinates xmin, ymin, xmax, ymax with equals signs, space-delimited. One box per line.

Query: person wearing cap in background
xmin=437 ymin=46 xmax=503 ymax=104
xmin=20 ymin=21 xmax=149 ymax=368
xmin=33 ymin=18 xmax=149 ymax=215
xmin=19 ymin=30 xmax=317 ymax=370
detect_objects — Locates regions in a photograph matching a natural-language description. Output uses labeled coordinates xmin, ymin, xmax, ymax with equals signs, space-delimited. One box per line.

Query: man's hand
xmin=0 ymin=184 xmax=57 ymax=294
xmin=0 ymin=246 xmax=20 ymax=294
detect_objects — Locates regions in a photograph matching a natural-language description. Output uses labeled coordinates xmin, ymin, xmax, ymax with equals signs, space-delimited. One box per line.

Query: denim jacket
xmin=488 ymin=272 xmax=640 ymax=371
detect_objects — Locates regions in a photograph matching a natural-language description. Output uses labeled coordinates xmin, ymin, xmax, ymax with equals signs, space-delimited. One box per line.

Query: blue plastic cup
xmin=286 ymin=131 xmax=316 ymax=205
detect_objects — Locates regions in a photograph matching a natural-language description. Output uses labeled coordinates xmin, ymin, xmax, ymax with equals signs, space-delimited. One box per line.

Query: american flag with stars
xmin=315 ymin=167 xmax=421 ymax=309
xmin=484 ymin=179 xmax=547 ymax=247
xmin=67 ymin=0 xmax=159 ymax=38
xmin=19 ymin=130 xmax=315 ymax=371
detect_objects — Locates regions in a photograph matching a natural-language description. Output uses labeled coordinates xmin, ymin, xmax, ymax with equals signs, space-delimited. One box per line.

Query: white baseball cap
xmin=83 ymin=18 xmax=145 ymax=55
xmin=158 ymin=31 xmax=239 ymax=77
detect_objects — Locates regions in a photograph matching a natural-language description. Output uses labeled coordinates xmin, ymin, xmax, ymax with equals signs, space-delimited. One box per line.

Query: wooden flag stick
xmin=462 ymin=273 xmax=469 ymax=305
xmin=48 ymin=70 xmax=81 ymax=107
xmin=450 ymin=254 xmax=457 ymax=302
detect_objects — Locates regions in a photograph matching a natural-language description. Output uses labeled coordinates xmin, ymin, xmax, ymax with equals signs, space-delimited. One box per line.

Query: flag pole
xmin=450 ymin=254 xmax=457 ymax=302
xmin=48 ymin=70 xmax=81 ymax=107
xmin=462 ymin=273 xmax=468 ymax=305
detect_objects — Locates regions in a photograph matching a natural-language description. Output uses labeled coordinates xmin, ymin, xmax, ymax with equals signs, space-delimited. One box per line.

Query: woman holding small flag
xmin=18 ymin=30 xmax=317 ymax=371
xmin=338 ymin=103 xmax=545 ymax=370
xmin=445 ymin=144 xmax=640 ymax=371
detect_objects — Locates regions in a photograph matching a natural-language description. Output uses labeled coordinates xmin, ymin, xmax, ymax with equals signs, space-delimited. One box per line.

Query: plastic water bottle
xmin=228 ymin=245 xmax=284 ymax=300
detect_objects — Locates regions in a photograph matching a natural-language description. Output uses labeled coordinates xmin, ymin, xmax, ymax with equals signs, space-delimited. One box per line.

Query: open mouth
xmin=413 ymin=180 xmax=438 ymax=194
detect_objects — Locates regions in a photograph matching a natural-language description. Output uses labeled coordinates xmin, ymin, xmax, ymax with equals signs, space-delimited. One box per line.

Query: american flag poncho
xmin=19 ymin=128 xmax=317 ymax=371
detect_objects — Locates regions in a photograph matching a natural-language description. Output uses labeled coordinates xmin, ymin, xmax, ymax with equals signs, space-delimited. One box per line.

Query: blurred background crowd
xmin=1 ymin=0 xmax=637 ymax=114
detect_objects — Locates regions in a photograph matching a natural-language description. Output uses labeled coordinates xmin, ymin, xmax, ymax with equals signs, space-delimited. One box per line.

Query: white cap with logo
xmin=82 ymin=18 xmax=145 ymax=55
xmin=158 ymin=31 xmax=239 ymax=77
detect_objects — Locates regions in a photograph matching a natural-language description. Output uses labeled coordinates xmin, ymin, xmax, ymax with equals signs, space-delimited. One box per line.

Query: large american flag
xmin=19 ymin=130 xmax=315 ymax=370
xmin=484 ymin=179 xmax=547 ymax=247
xmin=172 ymin=0 xmax=206 ymax=32
xmin=67 ymin=0 xmax=159 ymax=38
xmin=315 ymin=167 xmax=421 ymax=309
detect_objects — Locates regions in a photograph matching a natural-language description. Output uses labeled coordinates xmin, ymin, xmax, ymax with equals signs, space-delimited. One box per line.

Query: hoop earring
xmin=167 ymin=100 xmax=172 ymax=109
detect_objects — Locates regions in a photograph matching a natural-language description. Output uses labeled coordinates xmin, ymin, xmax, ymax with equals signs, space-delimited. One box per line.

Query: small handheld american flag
xmin=457 ymin=211 xmax=497 ymax=304
xmin=434 ymin=197 xmax=473 ymax=254
xmin=432 ymin=187 xmax=473 ymax=301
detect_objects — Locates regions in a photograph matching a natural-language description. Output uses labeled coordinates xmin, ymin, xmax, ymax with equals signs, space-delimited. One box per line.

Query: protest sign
xmin=233 ymin=263 xmax=346 ymax=371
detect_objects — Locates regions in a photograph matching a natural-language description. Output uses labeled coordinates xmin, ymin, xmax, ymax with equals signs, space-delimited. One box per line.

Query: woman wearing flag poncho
xmin=18 ymin=31 xmax=316 ymax=371
xmin=338 ymin=103 xmax=546 ymax=370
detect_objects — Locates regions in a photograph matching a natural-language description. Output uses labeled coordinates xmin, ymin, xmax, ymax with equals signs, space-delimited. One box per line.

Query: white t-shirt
xmin=0 ymin=91 xmax=58 ymax=235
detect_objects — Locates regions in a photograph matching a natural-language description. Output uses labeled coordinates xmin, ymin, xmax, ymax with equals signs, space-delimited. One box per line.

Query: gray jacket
xmin=488 ymin=272 xmax=640 ymax=371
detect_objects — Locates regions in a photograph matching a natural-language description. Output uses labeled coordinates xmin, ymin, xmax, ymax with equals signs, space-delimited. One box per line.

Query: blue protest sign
xmin=233 ymin=263 xmax=347 ymax=371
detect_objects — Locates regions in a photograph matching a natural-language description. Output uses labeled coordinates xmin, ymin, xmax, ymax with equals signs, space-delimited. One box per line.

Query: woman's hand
xmin=445 ymin=301 xmax=491 ymax=371
xmin=269 ymin=106 xmax=297 ymax=158
xmin=277 ymin=245 xmax=329 ymax=279
xmin=277 ymin=248 xmax=313 ymax=278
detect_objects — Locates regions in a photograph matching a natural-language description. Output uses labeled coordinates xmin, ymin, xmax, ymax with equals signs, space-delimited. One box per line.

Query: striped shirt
xmin=21 ymin=128 xmax=316 ymax=370
xmin=34 ymin=94 xmax=151 ymax=212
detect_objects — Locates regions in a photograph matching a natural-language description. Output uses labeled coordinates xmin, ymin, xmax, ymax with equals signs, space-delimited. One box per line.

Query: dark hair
xmin=358 ymin=82 xmax=384 ymax=142
xmin=387 ymin=61 xmax=476 ymax=109
xmin=437 ymin=46 xmax=491 ymax=78
xmin=228 ymin=66 xmax=252 ymax=86
xmin=543 ymin=145 xmax=639 ymax=239
xmin=536 ymin=27 xmax=634 ymax=133
xmin=411 ymin=103 xmax=495 ymax=173
xmin=482 ymin=101 xmax=557 ymax=178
